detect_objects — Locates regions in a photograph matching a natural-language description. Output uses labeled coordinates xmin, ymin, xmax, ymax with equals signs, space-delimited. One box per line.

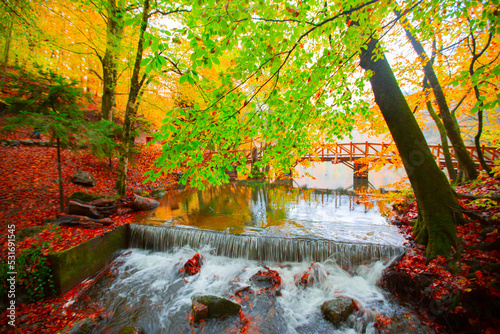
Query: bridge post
xmin=353 ymin=160 xmax=368 ymax=178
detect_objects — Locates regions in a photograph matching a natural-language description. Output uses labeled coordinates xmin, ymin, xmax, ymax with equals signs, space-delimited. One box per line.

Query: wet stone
xmin=192 ymin=295 xmax=241 ymax=318
xmin=321 ymin=297 xmax=356 ymax=326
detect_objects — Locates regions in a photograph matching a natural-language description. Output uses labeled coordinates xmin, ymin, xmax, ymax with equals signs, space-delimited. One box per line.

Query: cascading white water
xmin=129 ymin=224 xmax=406 ymax=268
xmin=82 ymin=247 xmax=419 ymax=334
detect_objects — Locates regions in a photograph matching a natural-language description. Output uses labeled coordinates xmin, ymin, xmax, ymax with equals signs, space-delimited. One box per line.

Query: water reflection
xmin=146 ymin=182 xmax=405 ymax=246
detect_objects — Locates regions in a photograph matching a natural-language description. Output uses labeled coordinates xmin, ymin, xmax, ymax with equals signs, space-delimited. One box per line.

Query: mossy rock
xmin=119 ymin=326 xmax=145 ymax=334
xmin=192 ymin=295 xmax=241 ymax=318
xmin=321 ymin=297 xmax=355 ymax=326
xmin=68 ymin=192 xmax=105 ymax=203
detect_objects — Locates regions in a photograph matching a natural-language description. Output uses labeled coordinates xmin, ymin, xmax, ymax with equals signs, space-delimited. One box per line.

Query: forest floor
xmin=0 ymin=114 xmax=499 ymax=333
xmin=0 ymin=115 xmax=179 ymax=333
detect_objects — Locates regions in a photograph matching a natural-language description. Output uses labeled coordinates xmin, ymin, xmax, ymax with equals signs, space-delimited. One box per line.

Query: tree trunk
xmin=56 ymin=137 xmax=65 ymax=212
xmin=359 ymin=37 xmax=463 ymax=258
xmin=469 ymin=30 xmax=494 ymax=176
xmin=1 ymin=18 xmax=13 ymax=91
xmin=423 ymin=74 xmax=457 ymax=181
xmin=101 ymin=0 xmax=124 ymax=121
xmin=397 ymin=12 xmax=478 ymax=181
xmin=473 ymin=94 xmax=493 ymax=175
xmin=116 ymin=0 xmax=150 ymax=196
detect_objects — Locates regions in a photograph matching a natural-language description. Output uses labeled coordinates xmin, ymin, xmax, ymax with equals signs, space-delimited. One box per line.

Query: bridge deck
xmin=203 ymin=142 xmax=499 ymax=171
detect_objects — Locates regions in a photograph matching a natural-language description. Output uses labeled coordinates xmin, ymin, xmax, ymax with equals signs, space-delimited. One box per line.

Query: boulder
xmin=67 ymin=200 xmax=117 ymax=219
xmin=68 ymin=192 xmax=104 ymax=203
xmin=71 ymin=171 xmax=96 ymax=187
xmin=51 ymin=215 xmax=105 ymax=229
xmin=89 ymin=198 xmax=116 ymax=207
xmin=130 ymin=195 xmax=159 ymax=211
xmin=192 ymin=295 xmax=241 ymax=318
xmin=321 ymin=297 xmax=356 ymax=326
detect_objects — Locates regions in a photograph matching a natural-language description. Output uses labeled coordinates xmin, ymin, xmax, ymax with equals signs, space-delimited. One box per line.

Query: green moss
xmin=16 ymin=226 xmax=48 ymax=242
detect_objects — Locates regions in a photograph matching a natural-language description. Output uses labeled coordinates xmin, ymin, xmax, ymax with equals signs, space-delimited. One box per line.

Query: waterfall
xmin=129 ymin=223 xmax=405 ymax=267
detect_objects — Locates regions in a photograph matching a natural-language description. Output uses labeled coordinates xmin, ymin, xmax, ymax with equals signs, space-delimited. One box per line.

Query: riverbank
xmin=383 ymin=176 xmax=500 ymax=333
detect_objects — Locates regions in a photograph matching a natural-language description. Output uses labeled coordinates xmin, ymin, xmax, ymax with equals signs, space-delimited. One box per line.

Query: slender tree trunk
xmin=56 ymin=137 xmax=65 ymax=212
xmin=1 ymin=18 xmax=14 ymax=91
xmin=101 ymin=0 xmax=124 ymax=121
xmin=425 ymin=98 xmax=457 ymax=181
xmin=421 ymin=39 xmax=456 ymax=181
xmin=360 ymin=37 xmax=463 ymax=258
xmin=469 ymin=29 xmax=494 ymax=176
xmin=116 ymin=0 xmax=150 ymax=196
xmin=397 ymin=12 xmax=478 ymax=181
xmin=473 ymin=90 xmax=493 ymax=175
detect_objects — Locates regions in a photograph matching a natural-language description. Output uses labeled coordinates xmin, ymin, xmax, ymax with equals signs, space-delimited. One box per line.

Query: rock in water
xmin=192 ymin=300 xmax=209 ymax=322
xmin=118 ymin=326 xmax=145 ymax=334
xmin=321 ymin=297 xmax=356 ymax=326
xmin=130 ymin=195 xmax=159 ymax=211
xmin=71 ymin=171 xmax=96 ymax=187
xmin=192 ymin=295 xmax=241 ymax=318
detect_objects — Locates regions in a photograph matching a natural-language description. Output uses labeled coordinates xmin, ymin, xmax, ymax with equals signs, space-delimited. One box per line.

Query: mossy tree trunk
xmin=115 ymin=0 xmax=149 ymax=196
xmin=359 ymin=38 xmax=463 ymax=258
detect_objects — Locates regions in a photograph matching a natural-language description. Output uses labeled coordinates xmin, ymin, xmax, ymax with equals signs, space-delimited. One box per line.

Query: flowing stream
xmin=76 ymin=182 xmax=432 ymax=333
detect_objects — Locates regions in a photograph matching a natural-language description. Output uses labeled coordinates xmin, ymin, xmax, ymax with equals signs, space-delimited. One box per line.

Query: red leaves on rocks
xmin=182 ymin=253 xmax=204 ymax=276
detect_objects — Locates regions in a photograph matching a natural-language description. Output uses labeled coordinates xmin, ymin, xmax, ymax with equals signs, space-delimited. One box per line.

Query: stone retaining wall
xmin=48 ymin=224 xmax=129 ymax=294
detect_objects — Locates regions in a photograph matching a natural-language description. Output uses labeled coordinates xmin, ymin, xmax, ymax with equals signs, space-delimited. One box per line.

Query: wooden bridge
xmin=299 ymin=142 xmax=498 ymax=171
xmin=203 ymin=142 xmax=499 ymax=171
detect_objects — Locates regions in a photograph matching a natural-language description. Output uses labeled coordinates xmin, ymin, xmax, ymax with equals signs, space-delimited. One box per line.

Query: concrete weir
xmin=48 ymin=224 xmax=129 ymax=294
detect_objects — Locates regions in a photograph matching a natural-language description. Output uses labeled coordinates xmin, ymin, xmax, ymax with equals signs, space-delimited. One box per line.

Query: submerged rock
xmin=321 ymin=297 xmax=356 ymax=326
xmin=71 ymin=171 xmax=96 ymax=187
xmin=192 ymin=295 xmax=241 ymax=318
xmin=250 ymin=267 xmax=282 ymax=296
xmin=118 ymin=326 xmax=145 ymax=334
xmin=62 ymin=318 xmax=95 ymax=334
xmin=295 ymin=262 xmax=326 ymax=288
